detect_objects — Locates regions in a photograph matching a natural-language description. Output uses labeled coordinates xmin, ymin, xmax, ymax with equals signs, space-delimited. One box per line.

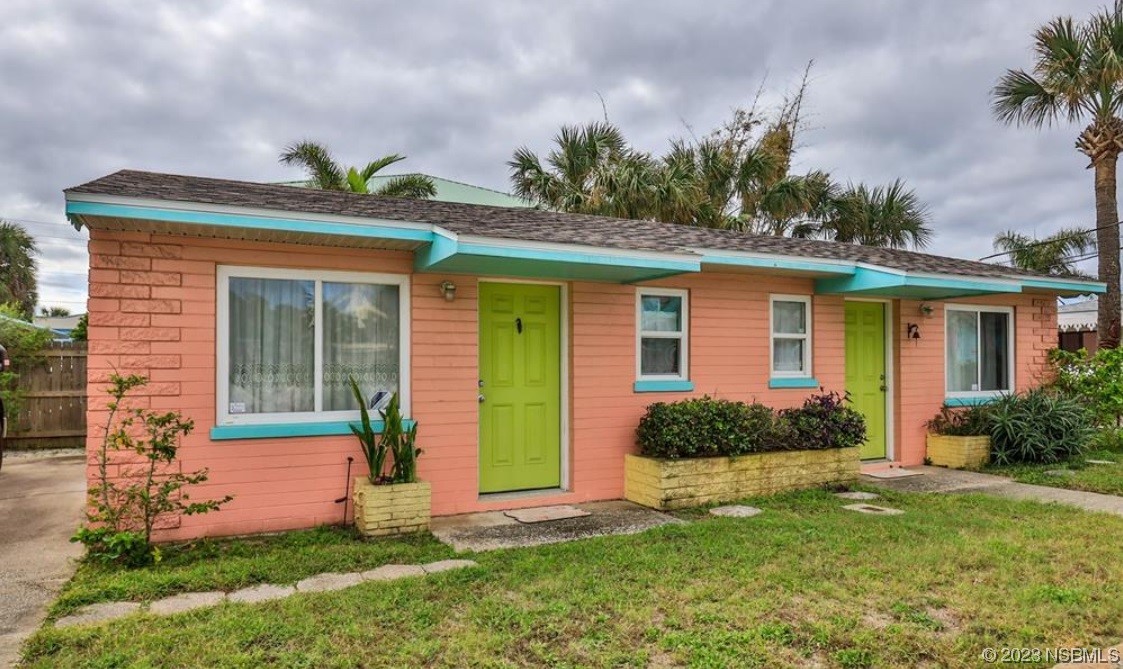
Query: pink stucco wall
xmin=85 ymin=230 xmax=1058 ymax=540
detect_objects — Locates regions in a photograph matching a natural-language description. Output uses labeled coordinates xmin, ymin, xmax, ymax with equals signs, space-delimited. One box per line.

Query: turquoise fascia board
xmin=634 ymin=379 xmax=695 ymax=393
xmin=66 ymin=201 xmax=433 ymax=244
xmin=413 ymin=232 xmax=459 ymax=270
xmin=768 ymin=377 xmax=820 ymax=389
xmin=816 ymin=267 xmax=1017 ymax=297
xmin=701 ymin=253 xmax=855 ymax=276
xmin=1020 ymin=277 xmax=1106 ymax=294
xmin=210 ymin=419 xmax=416 ymax=441
xmin=943 ymin=396 xmax=1000 ymax=407
xmin=456 ymin=242 xmax=700 ymax=273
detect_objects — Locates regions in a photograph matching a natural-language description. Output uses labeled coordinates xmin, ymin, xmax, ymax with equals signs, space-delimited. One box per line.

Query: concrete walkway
xmin=863 ymin=466 xmax=1123 ymax=517
xmin=0 ymin=450 xmax=85 ymax=667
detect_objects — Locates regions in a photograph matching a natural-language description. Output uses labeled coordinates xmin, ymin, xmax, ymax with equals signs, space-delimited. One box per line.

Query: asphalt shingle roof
xmin=67 ymin=169 xmax=1061 ymax=282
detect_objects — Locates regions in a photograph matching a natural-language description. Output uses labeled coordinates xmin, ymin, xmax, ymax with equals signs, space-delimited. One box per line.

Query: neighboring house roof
xmin=277 ymin=174 xmax=533 ymax=208
xmin=65 ymin=170 xmax=1106 ymax=298
xmin=1058 ymin=297 xmax=1098 ymax=332
xmin=33 ymin=314 xmax=83 ymax=331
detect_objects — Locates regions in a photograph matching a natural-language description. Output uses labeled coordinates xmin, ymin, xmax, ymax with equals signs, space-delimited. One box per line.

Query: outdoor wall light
xmin=906 ymin=323 xmax=921 ymax=340
xmin=439 ymin=281 xmax=457 ymax=302
xmin=918 ymin=303 xmax=934 ymax=318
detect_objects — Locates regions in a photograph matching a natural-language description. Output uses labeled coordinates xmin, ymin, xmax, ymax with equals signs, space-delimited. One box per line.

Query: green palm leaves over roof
xmin=0 ymin=221 xmax=38 ymax=319
xmin=993 ymin=2 xmax=1123 ymax=345
xmin=509 ymin=71 xmax=932 ymax=250
xmin=992 ymin=228 xmax=1096 ymax=277
xmin=279 ymin=141 xmax=437 ymax=199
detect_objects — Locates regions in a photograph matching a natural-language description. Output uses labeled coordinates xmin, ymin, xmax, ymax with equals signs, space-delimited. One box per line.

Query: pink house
xmin=66 ymin=170 xmax=1104 ymax=541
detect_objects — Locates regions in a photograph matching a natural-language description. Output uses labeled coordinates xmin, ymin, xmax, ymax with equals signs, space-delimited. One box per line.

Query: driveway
xmin=0 ymin=450 xmax=85 ymax=667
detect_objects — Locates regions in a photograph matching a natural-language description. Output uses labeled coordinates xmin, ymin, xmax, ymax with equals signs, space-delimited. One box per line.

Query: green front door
xmin=478 ymin=282 xmax=562 ymax=493
xmin=845 ymin=301 xmax=888 ymax=460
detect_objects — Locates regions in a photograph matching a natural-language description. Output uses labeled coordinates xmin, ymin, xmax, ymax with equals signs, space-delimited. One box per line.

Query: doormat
xmin=863 ymin=468 xmax=924 ymax=479
xmin=504 ymin=505 xmax=591 ymax=524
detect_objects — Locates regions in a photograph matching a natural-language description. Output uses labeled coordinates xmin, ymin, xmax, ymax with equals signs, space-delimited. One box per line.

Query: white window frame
xmin=635 ymin=287 xmax=689 ymax=381
xmin=770 ymin=295 xmax=813 ymax=378
xmin=944 ymin=303 xmax=1014 ymax=400
xmin=216 ymin=265 xmax=411 ymax=426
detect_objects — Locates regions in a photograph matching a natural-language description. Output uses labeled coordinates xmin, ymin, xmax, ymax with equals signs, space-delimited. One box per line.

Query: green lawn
xmin=24 ymin=489 xmax=1123 ymax=668
xmin=985 ymin=443 xmax=1123 ymax=496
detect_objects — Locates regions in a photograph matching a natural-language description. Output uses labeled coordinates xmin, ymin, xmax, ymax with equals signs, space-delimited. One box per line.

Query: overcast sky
xmin=0 ymin=0 xmax=1109 ymax=312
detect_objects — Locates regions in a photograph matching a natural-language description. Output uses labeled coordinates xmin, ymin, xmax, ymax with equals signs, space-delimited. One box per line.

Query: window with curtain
xmin=771 ymin=296 xmax=811 ymax=377
xmin=219 ymin=267 xmax=408 ymax=425
xmin=637 ymin=288 xmax=688 ymax=380
xmin=945 ymin=305 xmax=1012 ymax=397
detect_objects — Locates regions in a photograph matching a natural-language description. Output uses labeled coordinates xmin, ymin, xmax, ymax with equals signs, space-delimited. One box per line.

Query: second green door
xmin=478 ymin=282 xmax=562 ymax=493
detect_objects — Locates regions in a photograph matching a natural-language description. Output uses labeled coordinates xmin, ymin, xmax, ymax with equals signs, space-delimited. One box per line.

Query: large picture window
xmin=770 ymin=295 xmax=812 ymax=377
xmin=945 ymin=305 xmax=1013 ymax=398
xmin=636 ymin=288 xmax=689 ymax=381
xmin=217 ymin=266 xmax=409 ymax=426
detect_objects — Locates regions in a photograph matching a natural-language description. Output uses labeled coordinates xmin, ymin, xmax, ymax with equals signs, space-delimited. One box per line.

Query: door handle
xmin=478 ymin=393 xmax=486 ymax=403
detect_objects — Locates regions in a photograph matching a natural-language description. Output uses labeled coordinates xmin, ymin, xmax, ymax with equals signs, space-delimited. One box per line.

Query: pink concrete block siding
xmin=85 ymin=229 xmax=1058 ymax=540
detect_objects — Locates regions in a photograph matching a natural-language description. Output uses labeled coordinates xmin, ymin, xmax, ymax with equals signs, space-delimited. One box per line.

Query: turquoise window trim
xmin=943 ymin=396 xmax=1001 ymax=407
xmin=768 ymin=377 xmax=820 ymax=389
xmin=633 ymin=379 xmax=695 ymax=393
xmin=209 ymin=419 xmax=417 ymax=441
xmin=65 ymin=200 xmax=433 ymax=243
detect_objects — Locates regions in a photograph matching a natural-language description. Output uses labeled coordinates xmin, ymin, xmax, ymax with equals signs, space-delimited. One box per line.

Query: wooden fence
xmin=6 ymin=341 xmax=87 ymax=449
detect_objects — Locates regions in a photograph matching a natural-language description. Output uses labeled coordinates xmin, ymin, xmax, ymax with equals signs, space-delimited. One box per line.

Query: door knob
xmin=478 ymin=393 xmax=486 ymax=403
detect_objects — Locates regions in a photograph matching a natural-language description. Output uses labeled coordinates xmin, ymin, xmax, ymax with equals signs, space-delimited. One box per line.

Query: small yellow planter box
xmin=624 ymin=447 xmax=860 ymax=511
xmin=926 ymin=434 xmax=990 ymax=469
xmin=353 ymin=478 xmax=431 ymax=537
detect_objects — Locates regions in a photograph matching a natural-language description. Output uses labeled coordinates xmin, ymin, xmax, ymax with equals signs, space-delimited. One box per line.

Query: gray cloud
xmin=0 ymin=0 xmax=1108 ymax=310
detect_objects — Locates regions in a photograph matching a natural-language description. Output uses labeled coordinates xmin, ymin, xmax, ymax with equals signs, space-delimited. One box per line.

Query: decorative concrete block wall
xmin=926 ymin=434 xmax=991 ymax=469
xmin=623 ymin=447 xmax=861 ymax=510
xmin=352 ymin=480 xmax=431 ymax=536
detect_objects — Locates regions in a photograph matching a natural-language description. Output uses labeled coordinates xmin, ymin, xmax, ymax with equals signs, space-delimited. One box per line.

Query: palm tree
xmin=993 ymin=4 xmax=1123 ymax=347
xmin=991 ymin=228 xmax=1095 ymax=276
xmin=279 ymin=141 xmax=436 ymax=199
xmin=806 ymin=180 xmax=933 ymax=250
xmin=0 ymin=222 xmax=38 ymax=319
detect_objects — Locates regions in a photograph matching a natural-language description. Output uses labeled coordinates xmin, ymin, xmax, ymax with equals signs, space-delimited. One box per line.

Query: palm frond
xmin=358 ymin=154 xmax=407 ymax=182
xmin=278 ymin=141 xmax=345 ymax=190
xmin=373 ymin=174 xmax=437 ymax=199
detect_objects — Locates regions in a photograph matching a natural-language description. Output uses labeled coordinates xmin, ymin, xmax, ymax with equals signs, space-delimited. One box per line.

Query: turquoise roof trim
xmin=1021 ymin=277 xmax=1107 ymax=294
xmin=816 ymin=267 xmax=1019 ymax=299
xmin=700 ymin=252 xmax=855 ymax=276
xmin=768 ymin=377 xmax=820 ymax=389
xmin=66 ymin=201 xmax=432 ymax=243
xmin=633 ymin=380 xmax=695 ymax=393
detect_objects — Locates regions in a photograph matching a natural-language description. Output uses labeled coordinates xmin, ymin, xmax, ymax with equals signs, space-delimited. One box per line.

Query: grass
xmin=985 ymin=441 xmax=1123 ymax=496
xmin=24 ymin=489 xmax=1123 ymax=668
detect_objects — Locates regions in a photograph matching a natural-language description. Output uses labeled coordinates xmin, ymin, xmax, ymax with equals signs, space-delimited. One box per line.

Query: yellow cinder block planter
xmin=926 ymin=434 xmax=991 ymax=469
xmin=624 ymin=447 xmax=861 ymax=511
xmin=353 ymin=478 xmax=431 ymax=537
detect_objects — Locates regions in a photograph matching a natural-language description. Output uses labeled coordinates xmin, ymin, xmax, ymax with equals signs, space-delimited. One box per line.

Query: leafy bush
xmin=636 ymin=396 xmax=778 ymax=459
xmin=778 ymin=391 xmax=867 ymax=451
xmin=0 ymin=302 xmax=54 ymax=423
xmin=926 ymin=404 xmax=990 ymax=437
xmin=1049 ymin=347 xmax=1123 ymax=427
xmin=987 ymin=389 xmax=1094 ymax=465
xmin=73 ymin=374 xmax=233 ymax=567
xmin=635 ymin=392 xmax=864 ymax=458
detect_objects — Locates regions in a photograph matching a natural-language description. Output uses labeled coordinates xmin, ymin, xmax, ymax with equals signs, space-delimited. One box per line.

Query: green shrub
xmin=348 ymin=375 xmax=421 ymax=484
xmin=987 ymin=389 xmax=1094 ymax=465
xmin=926 ymin=404 xmax=990 ymax=436
xmin=635 ymin=396 xmax=777 ymax=459
xmin=1048 ymin=347 xmax=1123 ymax=427
xmin=778 ymin=391 xmax=866 ymax=451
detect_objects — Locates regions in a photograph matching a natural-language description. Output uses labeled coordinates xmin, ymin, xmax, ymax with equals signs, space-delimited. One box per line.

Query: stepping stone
xmin=361 ymin=564 xmax=426 ymax=581
xmin=148 ymin=591 xmax=226 ymax=616
xmin=55 ymin=601 xmax=142 ymax=628
xmin=842 ymin=503 xmax=904 ymax=516
xmin=422 ymin=559 xmax=478 ymax=574
xmin=709 ymin=505 xmax=763 ymax=518
xmin=295 ymin=572 xmax=364 ymax=593
xmin=863 ymin=469 xmax=923 ymax=479
xmin=1086 ymin=459 xmax=1115 ymax=465
xmin=834 ymin=491 xmax=880 ymax=501
xmin=228 ymin=584 xmax=295 ymax=604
